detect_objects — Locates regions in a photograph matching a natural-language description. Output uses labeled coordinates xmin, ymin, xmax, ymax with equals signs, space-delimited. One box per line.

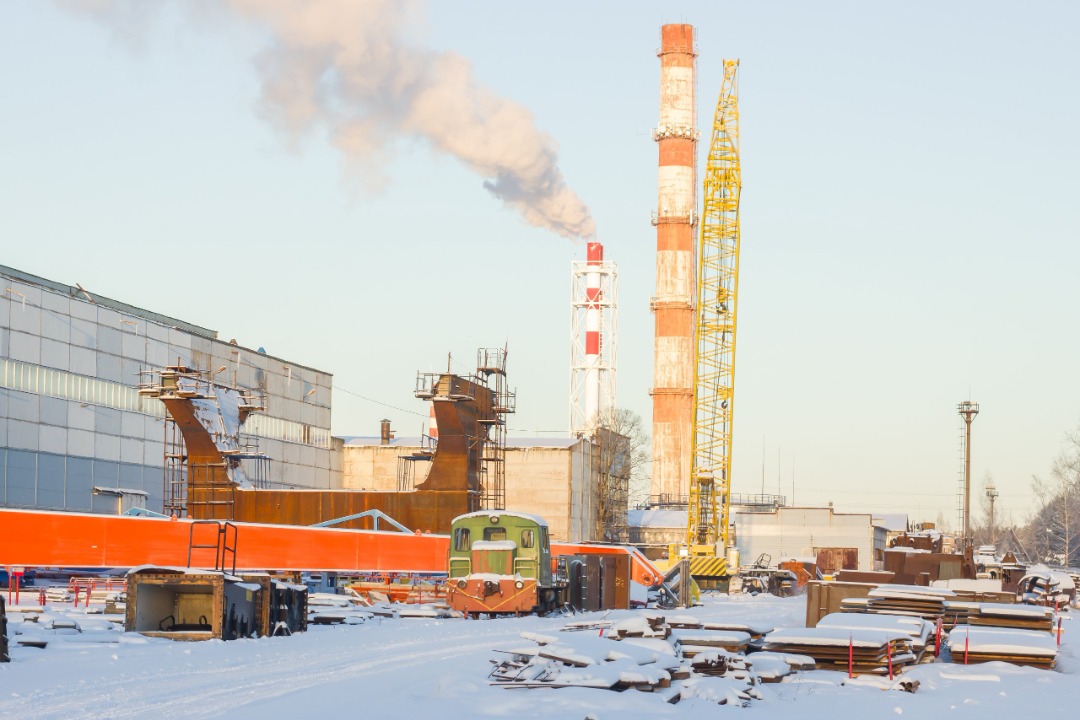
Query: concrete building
xmin=342 ymin=435 xmax=603 ymax=543
xmin=0 ymin=265 xmax=340 ymax=515
xmin=733 ymin=506 xmax=888 ymax=573
xmin=629 ymin=494 xmax=788 ymax=561
xmin=629 ymin=501 xmax=888 ymax=573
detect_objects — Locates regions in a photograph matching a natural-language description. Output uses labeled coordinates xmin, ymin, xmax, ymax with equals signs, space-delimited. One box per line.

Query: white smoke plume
xmin=59 ymin=0 xmax=596 ymax=240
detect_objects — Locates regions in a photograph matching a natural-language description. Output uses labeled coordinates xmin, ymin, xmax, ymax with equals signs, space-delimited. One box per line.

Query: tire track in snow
xmin=1 ymin=621 xmax=529 ymax=719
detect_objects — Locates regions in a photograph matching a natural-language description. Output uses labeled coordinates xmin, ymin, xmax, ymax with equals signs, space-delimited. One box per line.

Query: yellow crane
xmin=681 ymin=59 xmax=742 ymax=585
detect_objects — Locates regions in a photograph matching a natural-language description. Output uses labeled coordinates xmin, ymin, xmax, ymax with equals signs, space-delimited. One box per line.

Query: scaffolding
xmin=396 ymin=449 xmax=434 ymax=492
xmin=407 ymin=348 xmax=515 ymax=511
xmin=139 ymin=364 xmax=269 ymax=519
xmin=476 ymin=347 xmax=515 ymax=511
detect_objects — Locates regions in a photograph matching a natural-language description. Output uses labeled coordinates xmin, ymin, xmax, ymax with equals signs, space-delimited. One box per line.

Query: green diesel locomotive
xmin=445 ymin=510 xmax=566 ymax=615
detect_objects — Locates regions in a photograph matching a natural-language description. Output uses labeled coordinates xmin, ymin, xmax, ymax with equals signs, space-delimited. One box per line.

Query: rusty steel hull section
xmin=159 ymin=366 xmax=500 ymax=534
xmin=416 ymin=374 xmax=494 ymax=496
xmin=230 ymin=488 xmax=472 ymax=535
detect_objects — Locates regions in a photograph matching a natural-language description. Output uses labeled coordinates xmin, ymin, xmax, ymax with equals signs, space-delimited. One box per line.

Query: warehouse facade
xmin=0 ymin=265 xmax=340 ymax=514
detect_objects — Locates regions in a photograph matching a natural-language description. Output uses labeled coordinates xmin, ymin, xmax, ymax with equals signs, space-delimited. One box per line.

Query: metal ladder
xmin=187 ymin=521 xmax=238 ymax=575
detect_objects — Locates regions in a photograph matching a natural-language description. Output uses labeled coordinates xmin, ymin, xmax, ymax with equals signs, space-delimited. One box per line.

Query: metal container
xmin=125 ymin=568 xmax=261 ymax=641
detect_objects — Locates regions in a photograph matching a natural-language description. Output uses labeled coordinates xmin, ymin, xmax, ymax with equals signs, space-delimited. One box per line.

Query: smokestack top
xmin=380 ymin=418 xmax=392 ymax=445
xmin=587 ymin=242 xmax=604 ymax=264
xmin=660 ymin=24 xmax=696 ymax=56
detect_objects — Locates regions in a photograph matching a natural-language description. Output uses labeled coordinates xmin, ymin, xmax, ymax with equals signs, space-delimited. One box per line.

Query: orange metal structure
xmin=0 ymin=508 xmax=662 ymax=585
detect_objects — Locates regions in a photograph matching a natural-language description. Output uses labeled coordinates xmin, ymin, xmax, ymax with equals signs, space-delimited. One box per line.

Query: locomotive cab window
xmin=453 ymin=527 xmax=471 ymax=551
xmin=520 ymin=529 xmax=535 ymax=548
xmin=540 ymin=527 xmax=549 ymax=550
xmin=483 ymin=527 xmax=507 ymax=542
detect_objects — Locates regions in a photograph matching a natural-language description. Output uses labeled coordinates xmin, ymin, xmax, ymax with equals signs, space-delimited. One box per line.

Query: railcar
xmin=445 ymin=511 xmax=566 ymax=615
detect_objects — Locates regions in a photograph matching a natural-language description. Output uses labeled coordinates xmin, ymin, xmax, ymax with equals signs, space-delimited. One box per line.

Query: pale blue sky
xmin=2 ymin=1 xmax=1078 ymax=525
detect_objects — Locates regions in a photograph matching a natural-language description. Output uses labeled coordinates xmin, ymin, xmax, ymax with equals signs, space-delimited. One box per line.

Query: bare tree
xmin=592 ymin=408 xmax=650 ymax=543
xmin=1022 ymin=425 xmax=1080 ymax=567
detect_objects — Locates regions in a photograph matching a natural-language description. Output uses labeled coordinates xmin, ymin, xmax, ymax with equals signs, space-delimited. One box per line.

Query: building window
xmin=0 ymin=358 xmax=332 ymax=449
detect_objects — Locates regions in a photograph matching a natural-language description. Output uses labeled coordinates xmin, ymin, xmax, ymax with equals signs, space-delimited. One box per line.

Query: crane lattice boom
xmin=686 ymin=59 xmax=741 ymax=557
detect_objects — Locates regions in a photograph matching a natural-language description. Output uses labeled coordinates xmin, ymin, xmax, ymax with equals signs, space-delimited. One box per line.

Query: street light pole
xmin=958 ymin=401 xmax=980 ymax=553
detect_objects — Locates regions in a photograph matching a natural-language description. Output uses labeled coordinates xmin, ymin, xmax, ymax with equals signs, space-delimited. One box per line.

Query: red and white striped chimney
xmin=428 ymin=402 xmax=439 ymax=441
xmin=585 ymin=242 xmax=603 ymax=425
xmin=651 ymin=24 xmax=697 ymax=502
xmin=570 ymin=242 xmax=618 ymax=436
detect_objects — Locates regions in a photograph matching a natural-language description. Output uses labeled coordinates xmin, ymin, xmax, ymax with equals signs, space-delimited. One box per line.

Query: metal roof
xmin=1 ymin=264 xmax=331 ymax=376
xmin=1 ymin=264 xmax=217 ymax=339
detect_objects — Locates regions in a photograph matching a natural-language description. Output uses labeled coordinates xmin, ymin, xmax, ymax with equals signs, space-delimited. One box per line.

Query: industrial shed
xmin=341 ymin=435 xmax=603 ymax=543
xmin=733 ymin=506 xmax=888 ymax=573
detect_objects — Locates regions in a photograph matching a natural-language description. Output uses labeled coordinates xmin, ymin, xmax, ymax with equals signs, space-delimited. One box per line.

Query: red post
xmin=38 ymin=588 xmax=45 ymax=607
xmin=964 ymin=632 xmax=970 ymax=665
xmin=935 ymin=617 xmax=943 ymax=657
xmin=1058 ymin=616 xmax=1063 ymax=647
xmin=887 ymin=642 xmax=893 ymax=680
xmin=848 ymin=633 xmax=854 ymax=679
xmin=73 ymin=585 xmax=80 ymax=607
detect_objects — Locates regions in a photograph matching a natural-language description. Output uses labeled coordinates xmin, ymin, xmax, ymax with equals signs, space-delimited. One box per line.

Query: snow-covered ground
xmin=2 ymin=593 xmax=1078 ymax=718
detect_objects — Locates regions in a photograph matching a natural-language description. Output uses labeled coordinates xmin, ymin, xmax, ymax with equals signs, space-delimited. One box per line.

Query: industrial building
xmin=0 ymin=265 xmax=340 ymax=514
xmin=732 ymin=506 xmax=888 ymax=573
xmin=629 ymin=493 xmax=786 ymax=561
xmin=1 ymin=265 xmax=616 ymax=541
xmin=630 ymin=499 xmax=889 ymax=574
xmin=342 ymin=433 xmax=607 ymax=543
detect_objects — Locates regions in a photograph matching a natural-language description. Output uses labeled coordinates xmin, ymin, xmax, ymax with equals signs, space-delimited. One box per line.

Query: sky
xmin=2 ymin=1 xmax=1079 ymax=527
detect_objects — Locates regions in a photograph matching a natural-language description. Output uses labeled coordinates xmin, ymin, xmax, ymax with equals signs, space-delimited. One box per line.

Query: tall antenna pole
xmin=958 ymin=401 xmax=980 ymax=552
xmin=986 ymin=481 xmax=998 ymax=548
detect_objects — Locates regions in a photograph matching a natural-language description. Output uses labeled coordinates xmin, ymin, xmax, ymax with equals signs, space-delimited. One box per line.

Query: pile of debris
xmin=1016 ymin=568 xmax=1074 ymax=609
xmin=491 ymin=614 xmax=823 ymax=707
xmin=2 ymin=606 xmax=123 ymax=652
xmin=307 ymin=593 xmax=461 ymax=625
